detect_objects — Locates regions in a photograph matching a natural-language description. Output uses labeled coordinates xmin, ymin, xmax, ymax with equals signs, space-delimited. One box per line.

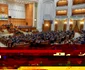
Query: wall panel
xmin=0 ymin=4 xmax=8 ymax=14
xmin=25 ymin=3 xmax=33 ymax=26
xmin=0 ymin=20 xmax=8 ymax=26
xmin=42 ymin=20 xmax=51 ymax=32
xmin=0 ymin=4 xmax=8 ymax=26
xmin=8 ymin=3 xmax=25 ymax=19
xmin=11 ymin=18 xmax=26 ymax=26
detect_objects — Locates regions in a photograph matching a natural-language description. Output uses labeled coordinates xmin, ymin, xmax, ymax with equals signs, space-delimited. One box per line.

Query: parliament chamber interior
xmin=0 ymin=0 xmax=85 ymax=70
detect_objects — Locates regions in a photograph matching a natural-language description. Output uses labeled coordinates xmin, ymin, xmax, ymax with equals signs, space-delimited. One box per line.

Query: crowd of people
xmin=1 ymin=30 xmax=85 ymax=47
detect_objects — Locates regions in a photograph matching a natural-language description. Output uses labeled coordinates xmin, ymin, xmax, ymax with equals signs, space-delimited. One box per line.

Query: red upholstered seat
xmin=81 ymin=44 xmax=85 ymax=51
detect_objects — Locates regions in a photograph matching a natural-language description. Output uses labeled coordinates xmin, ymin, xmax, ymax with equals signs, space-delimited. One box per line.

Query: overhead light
xmin=70 ymin=21 xmax=73 ymax=24
xmin=64 ymin=21 xmax=67 ymax=24
xmin=45 ymin=24 xmax=49 ymax=27
xmin=55 ymin=21 xmax=58 ymax=24
xmin=80 ymin=21 xmax=84 ymax=24
xmin=64 ymin=21 xmax=73 ymax=24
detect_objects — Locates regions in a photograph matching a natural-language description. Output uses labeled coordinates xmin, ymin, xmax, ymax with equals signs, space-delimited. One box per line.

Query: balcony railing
xmin=57 ymin=0 xmax=68 ymax=7
xmin=73 ymin=0 xmax=85 ymax=5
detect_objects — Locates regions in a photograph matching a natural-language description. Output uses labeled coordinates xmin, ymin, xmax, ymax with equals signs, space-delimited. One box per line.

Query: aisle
xmin=0 ymin=42 xmax=7 ymax=47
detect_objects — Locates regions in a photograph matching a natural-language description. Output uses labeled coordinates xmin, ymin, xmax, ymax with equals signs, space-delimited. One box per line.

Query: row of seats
xmin=0 ymin=44 xmax=85 ymax=55
xmin=0 ymin=55 xmax=85 ymax=68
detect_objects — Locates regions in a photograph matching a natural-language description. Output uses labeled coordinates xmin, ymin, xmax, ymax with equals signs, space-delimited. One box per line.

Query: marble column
xmin=66 ymin=18 xmax=70 ymax=31
xmin=51 ymin=0 xmax=59 ymax=31
xmin=33 ymin=3 xmax=35 ymax=27
xmin=37 ymin=0 xmax=43 ymax=32
xmin=51 ymin=20 xmax=55 ymax=31
xmin=66 ymin=0 xmax=73 ymax=31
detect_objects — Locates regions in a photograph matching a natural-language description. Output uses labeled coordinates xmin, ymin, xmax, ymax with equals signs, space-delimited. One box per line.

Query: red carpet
xmin=0 ymin=44 xmax=85 ymax=56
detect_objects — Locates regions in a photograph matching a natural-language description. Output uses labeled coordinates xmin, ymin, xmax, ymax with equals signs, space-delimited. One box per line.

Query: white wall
xmin=0 ymin=1 xmax=25 ymax=19
xmin=8 ymin=3 xmax=25 ymax=19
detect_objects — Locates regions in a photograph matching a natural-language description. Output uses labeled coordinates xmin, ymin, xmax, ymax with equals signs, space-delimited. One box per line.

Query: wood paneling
xmin=57 ymin=0 xmax=68 ymax=6
xmin=0 ymin=18 xmax=26 ymax=26
xmin=72 ymin=9 xmax=85 ymax=15
xmin=11 ymin=18 xmax=26 ymax=26
xmin=0 ymin=20 xmax=8 ymax=26
xmin=73 ymin=0 xmax=85 ymax=5
xmin=80 ymin=24 xmax=84 ymax=30
xmin=0 ymin=4 xmax=8 ymax=14
xmin=55 ymin=20 xmax=84 ymax=31
xmin=63 ymin=24 xmax=66 ymax=31
xmin=17 ymin=27 xmax=36 ymax=32
xmin=42 ymin=20 xmax=51 ymax=32
xmin=57 ymin=20 xmax=64 ymax=31
xmin=56 ymin=10 xmax=67 ymax=16
xmin=0 ymin=4 xmax=27 ymax=27
xmin=25 ymin=3 xmax=33 ymax=26
xmin=55 ymin=24 xmax=58 ymax=31
xmin=63 ymin=24 xmax=73 ymax=31
xmin=73 ymin=20 xmax=80 ymax=32
xmin=54 ymin=20 xmax=58 ymax=31
xmin=0 ymin=4 xmax=8 ymax=26
xmin=70 ymin=24 xmax=73 ymax=31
